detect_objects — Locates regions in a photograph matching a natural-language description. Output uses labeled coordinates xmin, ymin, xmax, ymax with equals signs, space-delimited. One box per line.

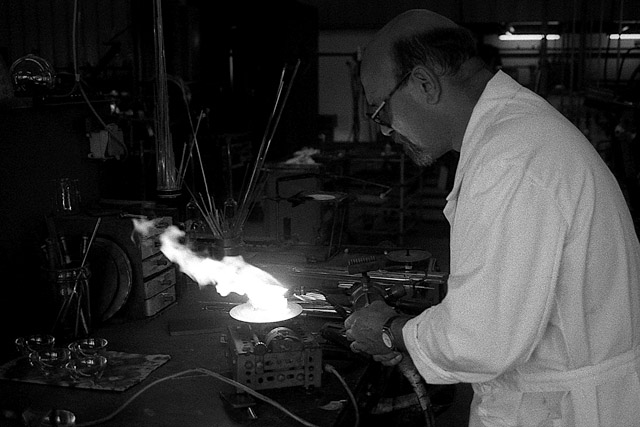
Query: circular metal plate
xmin=87 ymin=237 xmax=133 ymax=323
xmin=386 ymin=249 xmax=431 ymax=264
xmin=229 ymin=301 xmax=303 ymax=323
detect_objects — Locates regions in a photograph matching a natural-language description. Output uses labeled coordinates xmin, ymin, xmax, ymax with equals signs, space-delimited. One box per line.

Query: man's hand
xmin=344 ymin=300 xmax=403 ymax=365
xmin=373 ymin=351 xmax=404 ymax=366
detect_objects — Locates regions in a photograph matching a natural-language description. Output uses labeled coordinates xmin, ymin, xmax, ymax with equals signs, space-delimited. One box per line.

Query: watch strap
xmin=383 ymin=314 xmax=401 ymax=329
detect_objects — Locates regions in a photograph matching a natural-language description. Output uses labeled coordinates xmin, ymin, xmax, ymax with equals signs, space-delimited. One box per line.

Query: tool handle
xmin=322 ymin=293 xmax=350 ymax=319
xmin=320 ymin=323 xmax=352 ymax=350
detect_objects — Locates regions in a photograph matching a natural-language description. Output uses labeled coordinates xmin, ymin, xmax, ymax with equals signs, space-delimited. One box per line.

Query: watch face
xmin=382 ymin=329 xmax=394 ymax=348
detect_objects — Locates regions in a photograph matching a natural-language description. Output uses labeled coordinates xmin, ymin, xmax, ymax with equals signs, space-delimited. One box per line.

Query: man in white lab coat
xmin=344 ymin=9 xmax=640 ymax=426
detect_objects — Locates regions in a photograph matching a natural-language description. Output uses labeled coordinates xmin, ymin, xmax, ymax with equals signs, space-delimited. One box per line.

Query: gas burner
xmin=227 ymin=322 xmax=322 ymax=390
xmin=229 ymin=301 xmax=303 ymax=323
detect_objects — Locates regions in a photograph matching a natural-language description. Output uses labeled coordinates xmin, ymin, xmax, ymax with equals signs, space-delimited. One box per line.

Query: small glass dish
xmin=22 ymin=408 xmax=76 ymax=427
xmin=15 ymin=334 xmax=55 ymax=356
xmin=29 ymin=348 xmax=71 ymax=376
xmin=66 ymin=355 xmax=107 ymax=381
xmin=68 ymin=337 xmax=108 ymax=358
xmin=41 ymin=409 xmax=77 ymax=427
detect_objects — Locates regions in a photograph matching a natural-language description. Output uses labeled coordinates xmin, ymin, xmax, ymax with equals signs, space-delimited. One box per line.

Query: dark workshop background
xmin=1 ymin=0 xmax=639 ymax=367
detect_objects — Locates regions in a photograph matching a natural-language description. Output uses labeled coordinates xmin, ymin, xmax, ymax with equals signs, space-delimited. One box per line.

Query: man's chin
xmin=402 ymin=142 xmax=434 ymax=167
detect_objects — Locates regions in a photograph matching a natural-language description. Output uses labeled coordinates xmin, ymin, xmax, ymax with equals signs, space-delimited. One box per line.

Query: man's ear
xmin=412 ymin=67 xmax=441 ymax=104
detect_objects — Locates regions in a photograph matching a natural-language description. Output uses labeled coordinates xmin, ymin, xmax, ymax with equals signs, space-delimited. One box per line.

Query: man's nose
xmin=380 ymin=125 xmax=394 ymax=136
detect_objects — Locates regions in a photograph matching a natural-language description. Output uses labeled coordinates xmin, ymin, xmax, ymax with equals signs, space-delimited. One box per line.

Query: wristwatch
xmin=381 ymin=315 xmax=401 ymax=351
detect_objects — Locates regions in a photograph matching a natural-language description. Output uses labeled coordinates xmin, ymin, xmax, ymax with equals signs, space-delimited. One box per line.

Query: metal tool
xmin=345 ymin=255 xmax=437 ymax=427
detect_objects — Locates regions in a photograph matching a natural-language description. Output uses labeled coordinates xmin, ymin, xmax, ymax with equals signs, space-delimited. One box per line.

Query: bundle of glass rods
xmin=184 ymin=60 xmax=301 ymax=240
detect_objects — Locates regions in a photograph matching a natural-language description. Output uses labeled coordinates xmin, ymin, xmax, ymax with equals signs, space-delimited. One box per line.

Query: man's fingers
xmin=344 ymin=316 xmax=355 ymax=329
xmin=350 ymin=341 xmax=366 ymax=353
xmin=373 ymin=352 xmax=403 ymax=365
xmin=344 ymin=328 xmax=354 ymax=341
xmin=380 ymin=355 xmax=403 ymax=366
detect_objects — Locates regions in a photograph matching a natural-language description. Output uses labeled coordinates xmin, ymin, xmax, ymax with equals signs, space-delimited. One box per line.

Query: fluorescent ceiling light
xmin=499 ymin=34 xmax=561 ymax=41
xmin=609 ymin=33 xmax=640 ymax=40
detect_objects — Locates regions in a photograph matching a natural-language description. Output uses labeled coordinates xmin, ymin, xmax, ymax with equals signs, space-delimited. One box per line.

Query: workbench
xmin=0 ymin=282 xmax=374 ymax=427
xmin=0 ymin=242 xmax=449 ymax=427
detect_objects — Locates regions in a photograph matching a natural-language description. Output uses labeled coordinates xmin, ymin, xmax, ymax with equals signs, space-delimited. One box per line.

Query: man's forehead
xmin=360 ymin=49 xmax=394 ymax=103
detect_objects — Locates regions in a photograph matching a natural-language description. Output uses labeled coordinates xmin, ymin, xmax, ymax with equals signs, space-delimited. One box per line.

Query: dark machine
xmin=227 ymin=322 xmax=323 ymax=391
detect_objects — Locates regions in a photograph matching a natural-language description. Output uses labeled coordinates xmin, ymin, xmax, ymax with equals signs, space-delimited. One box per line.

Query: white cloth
xmin=402 ymin=71 xmax=640 ymax=426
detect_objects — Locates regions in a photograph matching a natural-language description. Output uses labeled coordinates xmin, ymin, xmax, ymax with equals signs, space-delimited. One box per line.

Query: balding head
xmin=375 ymin=9 xmax=458 ymax=48
xmin=360 ymin=9 xmax=491 ymax=161
xmin=362 ymin=10 xmax=460 ymax=82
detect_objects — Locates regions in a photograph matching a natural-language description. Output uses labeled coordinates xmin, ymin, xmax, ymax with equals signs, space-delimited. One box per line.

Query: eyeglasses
xmin=367 ymin=71 xmax=412 ymax=128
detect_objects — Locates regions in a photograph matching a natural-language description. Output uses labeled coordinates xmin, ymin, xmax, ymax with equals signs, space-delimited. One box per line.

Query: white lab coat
xmin=403 ymin=71 xmax=640 ymax=426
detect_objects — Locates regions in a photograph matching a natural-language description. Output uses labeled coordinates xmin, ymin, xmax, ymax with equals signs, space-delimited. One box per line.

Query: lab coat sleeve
xmin=403 ymin=161 xmax=568 ymax=384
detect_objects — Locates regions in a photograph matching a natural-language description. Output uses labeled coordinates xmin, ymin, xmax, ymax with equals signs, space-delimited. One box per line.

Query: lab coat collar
xmin=446 ymin=70 xmax=521 ymax=206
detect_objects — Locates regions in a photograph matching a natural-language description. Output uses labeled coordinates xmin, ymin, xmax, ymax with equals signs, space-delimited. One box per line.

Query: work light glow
xmin=499 ymin=34 xmax=561 ymax=41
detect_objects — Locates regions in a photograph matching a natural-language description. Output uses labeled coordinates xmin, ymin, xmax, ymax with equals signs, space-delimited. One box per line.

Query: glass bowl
xmin=68 ymin=337 xmax=108 ymax=358
xmin=29 ymin=348 xmax=71 ymax=376
xmin=41 ymin=409 xmax=77 ymax=427
xmin=15 ymin=334 xmax=55 ymax=356
xmin=66 ymin=355 xmax=107 ymax=381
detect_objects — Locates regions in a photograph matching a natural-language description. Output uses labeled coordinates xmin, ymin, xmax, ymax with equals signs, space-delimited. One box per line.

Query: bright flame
xmin=132 ymin=219 xmax=287 ymax=312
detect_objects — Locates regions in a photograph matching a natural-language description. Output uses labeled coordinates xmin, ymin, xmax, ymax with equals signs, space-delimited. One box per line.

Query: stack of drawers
xmin=52 ymin=212 xmax=179 ymax=321
xmin=138 ymin=217 xmax=177 ymax=316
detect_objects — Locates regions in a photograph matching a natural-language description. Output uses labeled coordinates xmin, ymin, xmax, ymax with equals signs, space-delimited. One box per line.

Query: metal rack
xmin=325 ymin=145 xmax=452 ymax=246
